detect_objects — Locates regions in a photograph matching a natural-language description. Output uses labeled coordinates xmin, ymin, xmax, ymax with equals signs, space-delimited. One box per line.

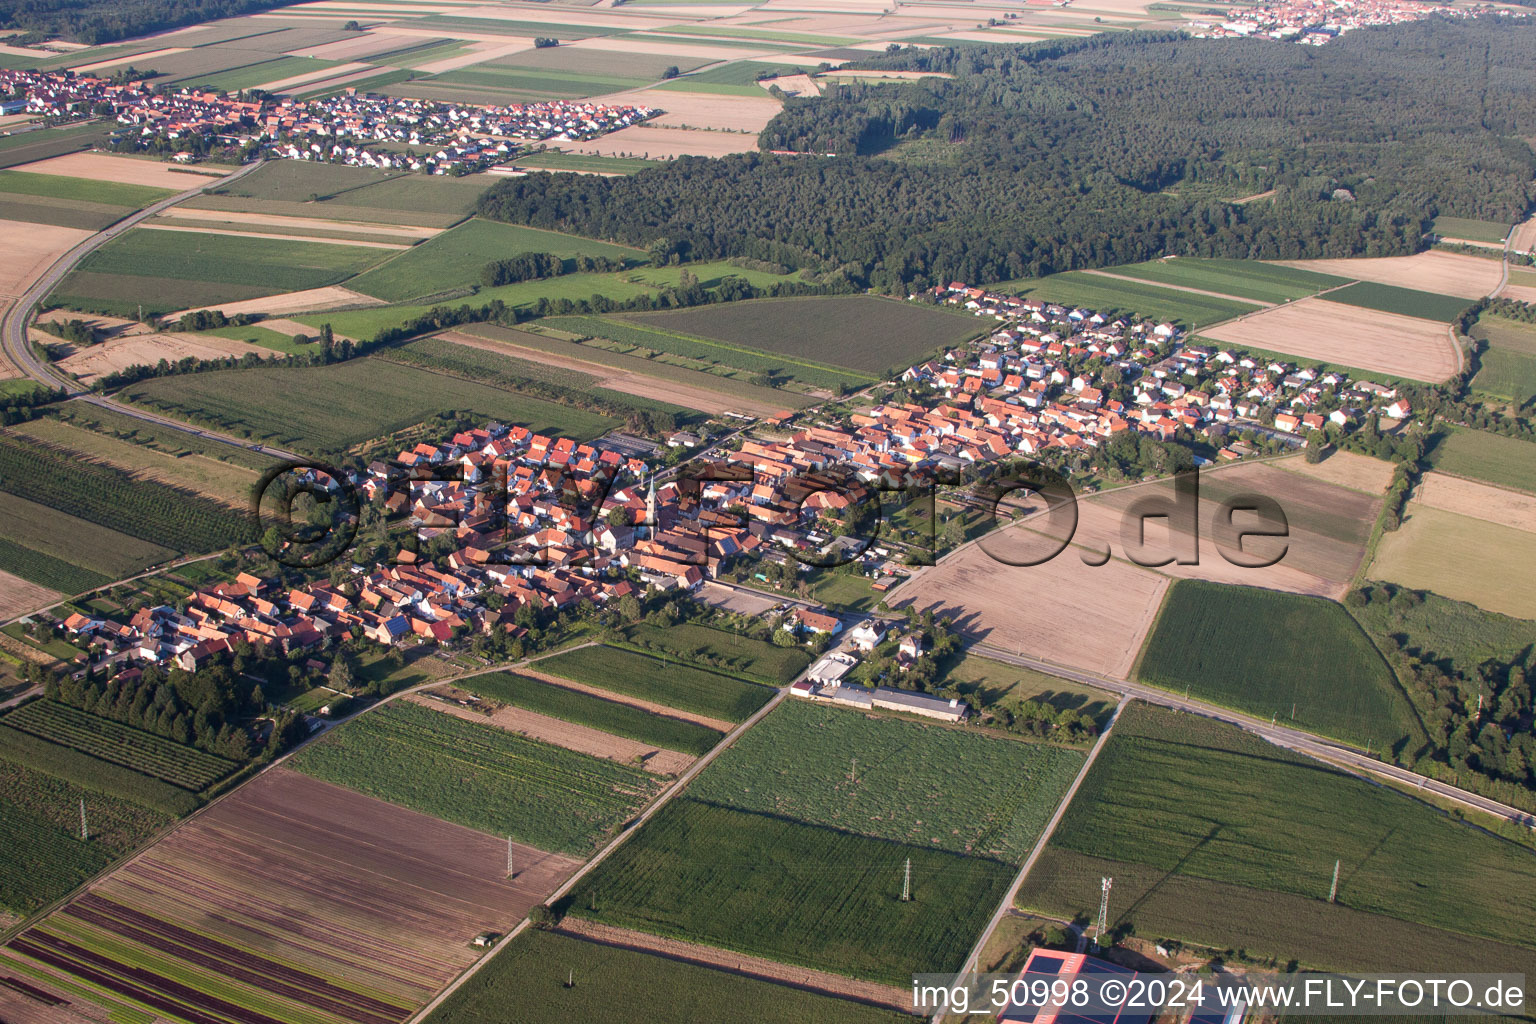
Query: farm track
xmin=0 ymin=157 xmax=302 ymax=463
xmin=1079 ymin=268 xmax=1276 ymax=307
xmin=553 ymin=918 xmax=913 ymax=1013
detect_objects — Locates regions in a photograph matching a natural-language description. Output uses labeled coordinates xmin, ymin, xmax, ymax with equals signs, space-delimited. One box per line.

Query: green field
xmin=542 ymin=313 xmax=857 ymax=392
xmin=50 ymin=228 xmax=387 ymax=316
xmin=1137 ymin=581 xmax=1421 ymax=751
xmin=621 ymin=295 xmax=979 ymax=377
xmin=348 ymin=218 xmax=642 ymax=302
xmin=2 ymin=701 xmax=234 ymax=792
xmin=620 ymin=622 xmax=809 ymax=685
xmin=688 ymin=699 xmax=1082 ymax=862
xmin=0 ymin=169 xmax=174 ymax=209
xmin=1348 ymin=585 xmax=1536 ymax=682
xmin=119 ymin=356 xmax=619 ymax=455
xmin=940 ymin=652 xmax=1118 ymax=726
xmin=565 ymin=798 xmax=1012 ymax=985
xmin=1473 ymin=347 xmax=1536 ymax=404
xmin=534 ymin=645 xmax=774 ymax=722
xmin=1473 ymin=315 xmax=1536 ymax=357
xmin=456 ymin=671 xmax=724 ymax=757
xmin=0 ymin=121 xmax=110 ymax=171
xmin=1318 ymin=281 xmax=1472 ymax=322
xmin=1018 ymin=703 xmax=1536 ymax=968
xmin=0 ymin=535 xmax=111 ymax=595
xmin=997 ymin=270 xmax=1261 ymax=327
xmin=180 ymin=55 xmax=335 ymax=92
xmin=420 ymin=65 xmax=652 ymax=101
xmin=0 ymin=436 xmax=250 ymax=557
xmin=289 ymin=701 xmax=661 ymax=856
xmin=50 ymin=404 xmax=277 ymax=471
xmin=427 ymin=929 xmax=910 ymax=1024
xmin=1424 ymin=427 xmax=1536 ymax=493
xmin=511 ymin=151 xmax=664 ymax=174
xmin=1431 ymin=216 xmax=1510 ymax=244
xmin=0 ymin=753 xmax=170 ymax=916
xmin=1105 ymin=258 xmax=1352 ymax=304
xmin=456 ymin=323 xmax=806 ymax=410
xmin=185 ymin=161 xmax=489 ymax=227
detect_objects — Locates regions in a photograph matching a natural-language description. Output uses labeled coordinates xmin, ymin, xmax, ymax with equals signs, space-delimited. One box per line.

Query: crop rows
xmin=0 ymin=755 xmax=168 ymax=915
xmin=0 ymin=724 xmax=200 ymax=816
xmin=619 ymin=622 xmax=808 ymax=685
xmin=0 ymin=535 xmax=111 ymax=594
xmin=459 ymin=672 xmax=724 ymax=756
xmin=4 ymin=702 xmax=234 ymax=792
xmin=0 ymin=435 xmax=253 ymax=555
xmin=688 ymin=700 xmax=1084 ymax=863
xmin=546 ymin=315 xmax=863 ymax=391
xmin=566 ymin=799 xmax=1012 ymax=986
xmin=290 ymin=701 xmax=660 ymax=855
xmin=534 ymin=645 xmax=775 ymax=722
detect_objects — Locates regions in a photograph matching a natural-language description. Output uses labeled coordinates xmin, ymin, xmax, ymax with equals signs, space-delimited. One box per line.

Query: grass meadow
xmin=621 ymin=295 xmax=980 ymax=377
xmin=290 ymin=700 xmax=661 ymax=856
xmin=456 ymin=671 xmax=725 ymax=757
xmin=118 ymin=357 xmax=619 ymax=455
xmin=1319 ymin=281 xmax=1473 ymax=322
xmin=348 ymin=218 xmax=642 ymax=302
xmin=1106 ymin=257 xmax=1351 ymax=303
xmin=998 ymin=270 xmax=1260 ymax=327
xmin=1368 ymin=505 xmax=1536 ymax=620
xmin=1021 ymin=703 xmax=1536 ymax=968
xmin=686 ymin=699 xmax=1083 ymax=862
xmin=1431 ymin=215 xmax=1510 ymax=244
xmin=1137 ymin=581 xmax=1422 ymax=752
xmin=534 ymin=645 xmax=774 ymax=722
xmin=564 ymin=798 xmax=1012 ymax=985
xmin=619 ymin=622 xmax=810 ymax=685
xmin=1424 ymin=427 xmax=1536 ymax=493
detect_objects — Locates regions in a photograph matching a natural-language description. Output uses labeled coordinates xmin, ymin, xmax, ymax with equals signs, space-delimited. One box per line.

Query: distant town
xmin=1186 ymin=0 xmax=1527 ymax=44
xmin=0 ymin=69 xmax=657 ymax=173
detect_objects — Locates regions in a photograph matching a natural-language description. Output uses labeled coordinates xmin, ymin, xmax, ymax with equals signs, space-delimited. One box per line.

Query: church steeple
xmin=645 ymin=473 xmax=657 ymax=535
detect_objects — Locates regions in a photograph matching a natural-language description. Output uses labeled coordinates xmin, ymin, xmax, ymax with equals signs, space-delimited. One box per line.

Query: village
xmin=32 ymin=276 xmax=1426 ymax=730
xmin=0 ymin=69 xmax=656 ymax=172
xmin=1183 ymin=0 xmax=1527 ymax=44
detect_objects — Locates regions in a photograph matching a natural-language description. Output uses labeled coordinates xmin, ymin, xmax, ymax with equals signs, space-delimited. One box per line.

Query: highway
xmin=0 ymin=157 xmax=303 ymax=463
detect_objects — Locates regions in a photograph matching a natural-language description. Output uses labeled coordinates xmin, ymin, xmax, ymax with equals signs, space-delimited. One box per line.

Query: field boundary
xmin=931 ymin=695 xmax=1130 ymax=1024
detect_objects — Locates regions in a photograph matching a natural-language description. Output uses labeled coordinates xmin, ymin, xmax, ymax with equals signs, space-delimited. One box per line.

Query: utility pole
xmin=901 ymin=858 xmax=912 ymax=902
xmin=1095 ymin=877 xmax=1113 ymax=949
xmin=79 ymin=799 xmax=88 ymax=842
xmin=1328 ymin=859 xmax=1340 ymax=903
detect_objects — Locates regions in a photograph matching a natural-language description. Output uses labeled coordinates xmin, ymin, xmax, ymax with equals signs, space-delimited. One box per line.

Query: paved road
xmin=0 ymin=158 xmax=302 ymax=463
xmin=969 ymin=641 xmax=1536 ymax=830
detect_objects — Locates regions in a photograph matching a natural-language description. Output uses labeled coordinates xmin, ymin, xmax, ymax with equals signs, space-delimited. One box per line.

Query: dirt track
xmin=409 ymin=694 xmax=694 ymax=775
xmin=555 ymin=919 xmax=913 ymax=1013
xmin=440 ymin=330 xmax=781 ymax=416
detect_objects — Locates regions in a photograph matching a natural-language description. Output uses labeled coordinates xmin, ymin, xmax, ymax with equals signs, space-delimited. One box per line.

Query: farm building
xmin=790 ymin=680 xmax=970 ymax=722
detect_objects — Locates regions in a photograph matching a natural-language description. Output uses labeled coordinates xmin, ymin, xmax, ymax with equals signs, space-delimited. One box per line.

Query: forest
xmin=0 ymin=0 xmax=299 ymax=43
xmin=478 ymin=20 xmax=1536 ymax=293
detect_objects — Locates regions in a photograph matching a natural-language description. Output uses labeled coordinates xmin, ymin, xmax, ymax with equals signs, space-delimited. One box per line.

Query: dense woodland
xmin=479 ymin=20 xmax=1536 ymax=293
xmin=0 ymin=0 xmax=299 ymax=43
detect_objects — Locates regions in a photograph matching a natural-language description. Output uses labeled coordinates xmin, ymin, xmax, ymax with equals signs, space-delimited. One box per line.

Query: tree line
xmin=477 ymin=19 xmax=1536 ymax=294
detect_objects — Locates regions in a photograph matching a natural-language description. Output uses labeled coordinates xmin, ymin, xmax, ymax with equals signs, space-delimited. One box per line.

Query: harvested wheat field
xmin=0 ymin=570 xmax=61 ymax=619
xmin=594 ymin=88 xmax=781 ymax=133
xmin=12 ymin=151 xmax=217 ymax=188
xmin=1414 ymin=471 xmax=1536 ymax=533
xmin=56 ymin=331 xmax=281 ymax=383
xmin=1270 ymin=251 xmax=1502 ymax=298
xmin=1501 ymin=282 xmax=1536 ymax=304
xmin=1203 ymin=297 xmax=1457 ymax=382
xmin=1369 ymin=504 xmax=1536 ymax=620
xmin=283 ymin=30 xmax=423 ymax=60
xmin=1274 ymin=449 xmax=1397 ymax=495
xmin=761 ymin=73 xmax=820 ymax=97
xmin=1510 ymin=212 xmax=1536 ymax=256
xmin=888 ymin=536 xmax=1168 ymax=678
xmin=1 ymin=768 xmax=580 ymax=1024
xmin=409 ymin=694 xmax=693 ymax=775
xmin=0 ymin=221 xmax=92 ymax=301
xmin=568 ymin=36 xmax=767 ymax=61
xmin=558 ymin=124 xmax=757 ymax=159
xmin=172 ymin=283 xmax=385 ymax=319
